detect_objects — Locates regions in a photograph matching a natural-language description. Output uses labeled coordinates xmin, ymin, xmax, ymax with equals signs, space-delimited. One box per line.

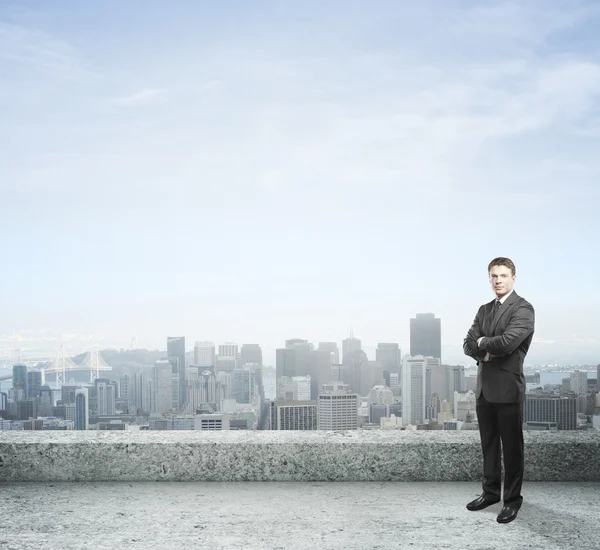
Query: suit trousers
xmin=475 ymin=393 xmax=524 ymax=507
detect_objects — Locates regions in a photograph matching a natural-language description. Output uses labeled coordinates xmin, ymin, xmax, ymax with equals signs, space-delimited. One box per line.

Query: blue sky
xmin=2 ymin=0 xmax=600 ymax=366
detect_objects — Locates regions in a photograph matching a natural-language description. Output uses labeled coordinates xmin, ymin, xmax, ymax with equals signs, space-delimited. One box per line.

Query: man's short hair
xmin=488 ymin=257 xmax=516 ymax=276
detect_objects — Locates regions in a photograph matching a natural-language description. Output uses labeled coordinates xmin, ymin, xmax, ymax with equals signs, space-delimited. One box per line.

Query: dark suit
xmin=463 ymin=290 xmax=535 ymax=507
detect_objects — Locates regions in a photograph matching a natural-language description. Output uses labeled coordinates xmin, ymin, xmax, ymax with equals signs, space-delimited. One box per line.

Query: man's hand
xmin=477 ymin=337 xmax=484 ymax=347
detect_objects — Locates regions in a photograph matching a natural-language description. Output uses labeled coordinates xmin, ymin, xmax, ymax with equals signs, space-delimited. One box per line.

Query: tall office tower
xmin=342 ymin=336 xmax=362 ymax=363
xmin=376 ymin=343 xmax=402 ymax=372
xmin=402 ymin=355 xmax=428 ymax=426
xmin=218 ymin=342 xmax=238 ymax=359
xmin=12 ymin=364 xmax=27 ymax=399
xmin=277 ymin=376 xmax=312 ymax=401
xmin=276 ymin=348 xmax=296 ymax=379
xmin=167 ymin=336 xmax=186 ymax=408
xmin=597 ymin=364 xmax=600 ymax=389
xmin=270 ymin=400 xmax=318 ymax=430
xmin=410 ymin=313 xmax=442 ymax=361
xmin=240 ymin=344 xmax=263 ymax=367
xmin=194 ymin=341 xmax=216 ymax=367
xmin=317 ymin=382 xmax=358 ymax=430
xmin=233 ymin=364 xmax=258 ymax=404
xmin=27 ymin=371 xmax=42 ymax=399
xmin=216 ymin=371 xmax=232 ymax=400
xmin=75 ymin=388 xmax=89 ymax=430
xmin=422 ymin=357 xmax=442 ymax=406
xmin=119 ymin=375 xmax=130 ymax=404
xmin=61 ymin=385 xmax=79 ymax=404
xmin=96 ymin=382 xmax=115 ymax=415
xmin=152 ymin=360 xmax=173 ymax=414
xmin=285 ymin=339 xmax=309 ymax=349
xmin=168 ymin=357 xmax=180 ymax=410
xmin=39 ymin=385 xmax=53 ymax=416
xmin=318 ymin=342 xmax=340 ymax=366
xmin=241 ymin=345 xmax=264 ymax=399
xmin=341 ymin=350 xmax=372 ymax=395
xmin=525 ymin=395 xmax=577 ymax=430
xmin=454 ymin=390 xmax=477 ymax=422
xmin=570 ymin=370 xmax=588 ymax=396
xmin=198 ymin=367 xmax=217 ymax=404
xmin=0 ymin=392 xmax=7 ymax=412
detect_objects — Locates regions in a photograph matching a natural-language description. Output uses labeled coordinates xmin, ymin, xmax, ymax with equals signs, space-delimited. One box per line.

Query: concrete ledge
xmin=1 ymin=431 xmax=599 ymax=482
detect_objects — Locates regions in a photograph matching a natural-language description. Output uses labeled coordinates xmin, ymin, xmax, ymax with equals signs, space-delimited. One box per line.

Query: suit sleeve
xmin=479 ymin=302 xmax=535 ymax=355
xmin=463 ymin=306 xmax=487 ymax=361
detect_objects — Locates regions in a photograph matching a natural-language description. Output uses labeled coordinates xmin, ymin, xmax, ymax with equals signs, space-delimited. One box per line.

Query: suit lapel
xmin=490 ymin=291 xmax=519 ymax=334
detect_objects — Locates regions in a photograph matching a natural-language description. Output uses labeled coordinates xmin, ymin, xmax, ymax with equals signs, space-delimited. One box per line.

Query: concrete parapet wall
xmin=0 ymin=431 xmax=598 ymax=482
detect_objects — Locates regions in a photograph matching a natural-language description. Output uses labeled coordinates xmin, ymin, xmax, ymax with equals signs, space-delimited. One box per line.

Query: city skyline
xmin=3 ymin=1 xmax=600 ymax=365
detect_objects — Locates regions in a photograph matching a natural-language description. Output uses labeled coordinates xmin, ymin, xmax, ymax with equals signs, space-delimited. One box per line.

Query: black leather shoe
xmin=466 ymin=495 xmax=501 ymax=511
xmin=496 ymin=505 xmax=519 ymax=523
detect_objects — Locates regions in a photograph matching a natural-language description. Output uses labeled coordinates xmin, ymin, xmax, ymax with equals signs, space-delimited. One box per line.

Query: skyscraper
xmin=12 ymin=364 xmax=27 ymax=399
xmin=167 ymin=336 xmax=186 ymax=408
xmin=317 ymin=382 xmax=358 ymax=430
xmin=570 ymin=370 xmax=588 ymax=396
xmin=342 ymin=336 xmax=362 ymax=363
xmin=75 ymin=388 xmax=89 ymax=430
xmin=96 ymin=382 xmax=115 ymax=416
xmin=27 ymin=370 xmax=42 ymax=399
xmin=410 ymin=313 xmax=441 ymax=361
xmin=402 ymin=355 xmax=428 ymax=426
xmin=240 ymin=344 xmax=263 ymax=367
xmin=216 ymin=342 xmax=238 ymax=375
xmin=152 ymin=360 xmax=173 ymax=414
xmin=376 ymin=343 xmax=402 ymax=372
xmin=318 ymin=342 xmax=340 ymax=365
xmin=39 ymin=385 xmax=53 ymax=416
xmin=270 ymin=400 xmax=317 ymax=430
xmin=194 ymin=341 xmax=216 ymax=367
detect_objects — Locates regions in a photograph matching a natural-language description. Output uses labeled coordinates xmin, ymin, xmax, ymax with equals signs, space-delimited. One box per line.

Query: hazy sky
xmin=2 ymin=1 xmax=600 ymax=366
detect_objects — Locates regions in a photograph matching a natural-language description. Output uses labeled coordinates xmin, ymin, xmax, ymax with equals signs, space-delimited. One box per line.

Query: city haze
xmin=2 ymin=1 xmax=600 ymax=365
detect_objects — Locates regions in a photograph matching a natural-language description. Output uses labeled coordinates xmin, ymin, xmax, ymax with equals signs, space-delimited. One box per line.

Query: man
xmin=463 ymin=257 xmax=535 ymax=524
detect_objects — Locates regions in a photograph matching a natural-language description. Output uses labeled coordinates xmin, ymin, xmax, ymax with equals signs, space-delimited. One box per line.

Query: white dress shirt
xmin=478 ymin=289 xmax=514 ymax=361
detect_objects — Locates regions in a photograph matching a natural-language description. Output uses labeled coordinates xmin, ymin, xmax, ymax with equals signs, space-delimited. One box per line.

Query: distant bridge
xmin=0 ymin=348 xmax=112 ymax=386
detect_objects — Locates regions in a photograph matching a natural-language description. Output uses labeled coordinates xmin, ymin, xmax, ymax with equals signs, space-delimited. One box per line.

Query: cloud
xmin=0 ymin=20 xmax=94 ymax=80
xmin=113 ymin=88 xmax=169 ymax=107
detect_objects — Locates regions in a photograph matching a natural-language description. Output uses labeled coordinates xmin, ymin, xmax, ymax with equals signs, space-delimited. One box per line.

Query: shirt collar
xmin=497 ymin=289 xmax=514 ymax=305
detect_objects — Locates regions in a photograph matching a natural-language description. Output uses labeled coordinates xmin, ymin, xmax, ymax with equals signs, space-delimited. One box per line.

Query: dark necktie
xmin=492 ymin=299 xmax=502 ymax=321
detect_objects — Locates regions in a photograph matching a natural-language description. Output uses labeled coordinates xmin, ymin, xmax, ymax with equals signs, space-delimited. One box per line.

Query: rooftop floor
xmin=0 ymin=481 xmax=597 ymax=549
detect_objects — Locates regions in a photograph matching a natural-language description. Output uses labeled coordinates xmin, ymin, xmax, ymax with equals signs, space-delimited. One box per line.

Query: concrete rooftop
xmin=0 ymin=481 xmax=597 ymax=549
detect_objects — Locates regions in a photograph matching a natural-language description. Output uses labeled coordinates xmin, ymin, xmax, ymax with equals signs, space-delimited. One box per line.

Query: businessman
xmin=463 ymin=257 xmax=535 ymax=524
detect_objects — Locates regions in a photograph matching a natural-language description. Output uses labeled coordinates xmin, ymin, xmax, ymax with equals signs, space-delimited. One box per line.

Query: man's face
xmin=489 ymin=265 xmax=515 ymax=298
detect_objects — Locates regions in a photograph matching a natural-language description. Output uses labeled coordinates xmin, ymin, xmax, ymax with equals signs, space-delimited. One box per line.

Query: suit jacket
xmin=463 ymin=291 xmax=535 ymax=403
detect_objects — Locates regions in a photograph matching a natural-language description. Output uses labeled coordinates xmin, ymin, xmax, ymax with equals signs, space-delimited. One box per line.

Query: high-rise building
xmin=27 ymin=371 xmax=42 ymax=399
xmin=240 ymin=344 xmax=263 ymax=367
xmin=75 ymin=388 xmax=89 ymax=430
xmin=410 ymin=313 xmax=441 ymax=361
xmin=96 ymin=382 xmax=115 ymax=416
xmin=39 ymin=385 xmax=53 ymax=416
xmin=318 ymin=342 xmax=340 ymax=365
xmin=342 ymin=336 xmax=362 ymax=363
xmin=119 ymin=375 xmax=130 ymax=404
xmin=233 ymin=364 xmax=257 ymax=405
xmin=270 ymin=400 xmax=317 ymax=430
xmin=152 ymin=360 xmax=173 ymax=414
xmin=198 ymin=367 xmax=217 ymax=404
xmin=12 ymin=364 xmax=27 ymax=399
xmin=570 ymin=371 xmax=588 ymax=396
xmin=277 ymin=376 xmax=312 ymax=401
xmin=218 ymin=342 xmax=238 ymax=359
xmin=525 ymin=395 xmax=577 ymax=430
xmin=61 ymin=385 xmax=79 ymax=405
xmin=317 ymin=382 xmax=358 ymax=430
xmin=376 ymin=343 xmax=402 ymax=372
xmin=402 ymin=355 xmax=428 ymax=426
xmin=194 ymin=341 xmax=216 ymax=367
xmin=167 ymin=337 xmax=186 ymax=408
